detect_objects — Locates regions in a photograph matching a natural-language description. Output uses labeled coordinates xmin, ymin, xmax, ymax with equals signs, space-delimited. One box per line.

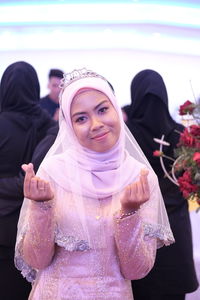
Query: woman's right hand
xmin=120 ymin=169 xmax=150 ymax=213
xmin=22 ymin=163 xmax=54 ymax=202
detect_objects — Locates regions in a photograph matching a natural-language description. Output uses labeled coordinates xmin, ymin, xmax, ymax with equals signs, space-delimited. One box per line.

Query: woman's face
xmin=70 ymin=89 xmax=121 ymax=152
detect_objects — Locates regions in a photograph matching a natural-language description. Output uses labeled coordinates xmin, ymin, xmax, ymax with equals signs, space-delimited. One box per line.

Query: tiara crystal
xmin=59 ymin=68 xmax=107 ymax=90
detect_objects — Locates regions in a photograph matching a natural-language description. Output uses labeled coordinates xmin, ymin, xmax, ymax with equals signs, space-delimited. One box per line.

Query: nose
xmin=90 ymin=116 xmax=103 ymax=131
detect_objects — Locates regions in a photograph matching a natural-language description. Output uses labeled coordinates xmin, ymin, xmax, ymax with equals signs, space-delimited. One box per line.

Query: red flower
xmin=153 ymin=150 xmax=163 ymax=157
xmin=179 ymin=100 xmax=195 ymax=115
xmin=195 ymin=141 xmax=200 ymax=149
xmin=179 ymin=128 xmax=196 ymax=148
xmin=190 ymin=125 xmax=200 ymax=137
xmin=178 ymin=170 xmax=198 ymax=199
xmin=189 ymin=125 xmax=200 ymax=149
xmin=193 ymin=152 xmax=200 ymax=166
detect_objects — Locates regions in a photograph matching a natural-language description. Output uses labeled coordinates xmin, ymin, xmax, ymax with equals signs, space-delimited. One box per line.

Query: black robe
xmin=126 ymin=69 xmax=198 ymax=296
xmin=0 ymin=61 xmax=56 ymax=300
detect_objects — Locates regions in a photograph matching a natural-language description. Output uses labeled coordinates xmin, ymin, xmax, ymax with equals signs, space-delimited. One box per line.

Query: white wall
xmin=1 ymin=1 xmax=200 ymax=121
xmin=1 ymin=48 xmax=200 ymax=122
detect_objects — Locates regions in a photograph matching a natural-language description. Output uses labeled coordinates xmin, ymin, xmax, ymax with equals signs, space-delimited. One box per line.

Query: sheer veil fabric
xmin=15 ymin=70 xmax=174 ymax=282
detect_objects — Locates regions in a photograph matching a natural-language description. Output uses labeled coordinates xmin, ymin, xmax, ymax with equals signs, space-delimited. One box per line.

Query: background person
xmin=126 ymin=69 xmax=199 ymax=300
xmin=0 ymin=61 xmax=56 ymax=300
xmin=40 ymin=68 xmax=64 ymax=121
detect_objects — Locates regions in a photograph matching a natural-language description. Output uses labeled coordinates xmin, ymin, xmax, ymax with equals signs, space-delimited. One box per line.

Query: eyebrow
xmin=71 ymin=99 xmax=109 ymax=118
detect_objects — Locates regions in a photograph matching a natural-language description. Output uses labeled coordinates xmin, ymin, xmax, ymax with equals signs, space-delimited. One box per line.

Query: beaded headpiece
xmin=59 ymin=68 xmax=107 ymax=90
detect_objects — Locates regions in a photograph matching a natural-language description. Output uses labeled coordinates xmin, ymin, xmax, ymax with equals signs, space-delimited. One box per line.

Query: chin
xmin=94 ymin=145 xmax=113 ymax=153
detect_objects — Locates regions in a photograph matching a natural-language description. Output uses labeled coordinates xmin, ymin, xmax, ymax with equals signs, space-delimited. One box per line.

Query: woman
xmin=0 ymin=61 xmax=56 ymax=300
xmin=15 ymin=68 xmax=174 ymax=300
xmin=126 ymin=69 xmax=199 ymax=300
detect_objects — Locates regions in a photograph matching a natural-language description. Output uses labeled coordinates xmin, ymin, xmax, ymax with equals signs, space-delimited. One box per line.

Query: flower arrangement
xmin=153 ymin=100 xmax=200 ymax=212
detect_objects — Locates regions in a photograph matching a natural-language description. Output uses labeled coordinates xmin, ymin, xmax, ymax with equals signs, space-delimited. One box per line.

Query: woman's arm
xmin=114 ymin=169 xmax=158 ymax=280
xmin=114 ymin=211 xmax=157 ymax=280
xmin=22 ymin=200 xmax=55 ymax=270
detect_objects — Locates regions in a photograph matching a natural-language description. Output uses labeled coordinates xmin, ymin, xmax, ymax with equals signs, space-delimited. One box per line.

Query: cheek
xmin=72 ymin=124 xmax=80 ymax=139
xmin=111 ymin=113 xmax=121 ymax=133
xmin=115 ymin=121 xmax=121 ymax=139
xmin=73 ymin=124 xmax=88 ymax=142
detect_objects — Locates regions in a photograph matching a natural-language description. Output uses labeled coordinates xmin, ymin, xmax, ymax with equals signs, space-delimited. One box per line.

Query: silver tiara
xmin=59 ymin=68 xmax=107 ymax=90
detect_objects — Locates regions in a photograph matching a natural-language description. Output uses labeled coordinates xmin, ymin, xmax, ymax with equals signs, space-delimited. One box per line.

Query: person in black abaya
xmin=126 ymin=69 xmax=199 ymax=300
xmin=0 ymin=61 xmax=56 ymax=300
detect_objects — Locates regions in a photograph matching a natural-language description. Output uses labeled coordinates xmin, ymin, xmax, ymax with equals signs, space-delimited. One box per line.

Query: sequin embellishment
xmin=15 ymin=256 xmax=37 ymax=282
xmin=55 ymin=229 xmax=90 ymax=252
xmin=143 ymin=223 xmax=174 ymax=246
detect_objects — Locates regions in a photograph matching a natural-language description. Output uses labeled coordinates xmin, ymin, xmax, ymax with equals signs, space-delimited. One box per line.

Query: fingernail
xmin=141 ymin=169 xmax=148 ymax=175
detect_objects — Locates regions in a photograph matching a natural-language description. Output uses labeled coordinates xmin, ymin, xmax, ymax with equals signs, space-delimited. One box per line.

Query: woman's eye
xmin=75 ymin=116 xmax=86 ymax=123
xmin=99 ymin=107 xmax=108 ymax=114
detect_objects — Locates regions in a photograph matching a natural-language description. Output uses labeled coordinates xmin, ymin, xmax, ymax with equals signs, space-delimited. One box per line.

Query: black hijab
xmin=126 ymin=69 xmax=184 ymax=177
xmin=0 ymin=61 xmax=55 ymax=177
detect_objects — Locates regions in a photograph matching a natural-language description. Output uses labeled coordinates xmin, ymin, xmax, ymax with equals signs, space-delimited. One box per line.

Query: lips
xmin=91 ymin=131 xmax=109 ymax=141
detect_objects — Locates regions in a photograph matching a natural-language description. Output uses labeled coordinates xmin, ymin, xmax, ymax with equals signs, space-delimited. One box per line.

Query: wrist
xmin=119 ymin=207 xmax=140 ymax=219
xmin=120 ymin=205 xmax=140 ymax=215
xmin=33 ymin=199 xmax=52 ymax=203
xmin=31 ymin=199 xmax=53 ymax=211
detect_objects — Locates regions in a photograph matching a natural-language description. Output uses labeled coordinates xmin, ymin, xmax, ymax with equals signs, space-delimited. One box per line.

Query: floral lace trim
xmin=15 ymin=227 xmax=90 ymax=282
xmin=15 ymin=255 xmax=37 ymax=283
xmin=143 ymin=223 xmax=175 ymax=247
xmin=15 ymin=228 xmax=37 ymax=283
xmin=55 ymin=229 xmax=90 ymax=252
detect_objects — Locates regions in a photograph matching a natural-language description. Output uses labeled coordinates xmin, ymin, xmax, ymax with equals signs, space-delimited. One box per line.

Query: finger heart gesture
xmin=121 ymin=169 xmax=150 ymax=213
xmin=22 ymin=163 xmax=54 ymax=202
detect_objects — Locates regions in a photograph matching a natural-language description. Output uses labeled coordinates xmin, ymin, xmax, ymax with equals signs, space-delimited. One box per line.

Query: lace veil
xmin=15 ymin=68 xmax=174 ymax=282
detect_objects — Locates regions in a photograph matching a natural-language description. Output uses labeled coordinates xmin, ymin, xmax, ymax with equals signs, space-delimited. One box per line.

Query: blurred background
xmin=0 ymin=0 xmax=200 ymax=121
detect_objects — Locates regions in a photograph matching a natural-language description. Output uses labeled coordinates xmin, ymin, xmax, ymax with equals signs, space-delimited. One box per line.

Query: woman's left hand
xmin=22 ymin=163 xmax=54 ymax=202
xmin=120 ymin=169 xmax=150 ymax=213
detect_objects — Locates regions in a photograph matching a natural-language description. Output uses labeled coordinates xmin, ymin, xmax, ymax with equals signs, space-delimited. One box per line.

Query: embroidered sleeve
xmin=22 ymin=199 xmax=55 ymax=270
xmin=113 ymin=210 xmax=157 ymax=280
